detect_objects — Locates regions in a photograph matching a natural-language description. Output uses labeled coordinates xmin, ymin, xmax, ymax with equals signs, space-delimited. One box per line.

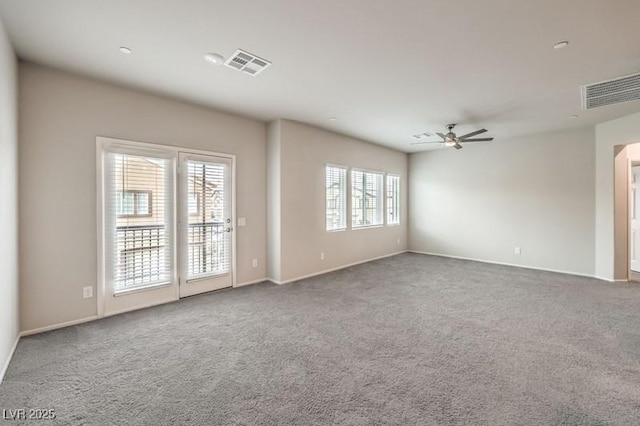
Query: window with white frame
xmin=352 ymin=169 xmax=383 ymax=228
xmin=105 ymin=151 xmax=173 ymax=293
xmin=116 ymin=190 xmax=152 ymax=217
xmin=326 ymin=165 xmax=347 ymax=231
xmin=386 ymin=175 xmax=400 ymax=225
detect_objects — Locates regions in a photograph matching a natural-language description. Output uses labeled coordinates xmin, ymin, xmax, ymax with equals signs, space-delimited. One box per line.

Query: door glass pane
xmin=186 ymin=159 xmax=230 ymax=279
xmin=107 ymin=153 xmax=173 ymax=293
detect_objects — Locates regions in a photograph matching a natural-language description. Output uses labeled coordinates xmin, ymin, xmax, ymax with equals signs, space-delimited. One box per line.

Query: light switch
xmin=237 ymin=217 xmax=246 ymax=227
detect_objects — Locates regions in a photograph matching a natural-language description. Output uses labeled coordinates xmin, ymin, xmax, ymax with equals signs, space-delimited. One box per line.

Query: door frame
xmin=96 ymin=136 xmax=237 ymax=318
xmin=177 ymin=152 xmax=234 ymax=297
xmin=630 ymin=166 xmax=640 ymax=275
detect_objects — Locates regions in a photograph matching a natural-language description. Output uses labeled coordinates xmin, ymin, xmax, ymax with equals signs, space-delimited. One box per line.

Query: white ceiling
xmin=1 ymin=0 xmax=640 ymax=152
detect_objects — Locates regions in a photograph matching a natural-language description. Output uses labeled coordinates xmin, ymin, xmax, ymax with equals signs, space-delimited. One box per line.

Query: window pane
xmin=108 ymin=153 xmax=172 ymax=293
xmin=387 ymin=175 xmax=400 ymax=225
xmin=186 ymin=160 xmax=229 ymax=278
xmin=117 ymin=191 xmax=135 ymax=215
xmin=352 ymin=169 xmax=383 ymax=228
xmin=136 ymin=192 xmax=150 ymax=215
xmin=326 ymin=166 xmax=346 ymax=231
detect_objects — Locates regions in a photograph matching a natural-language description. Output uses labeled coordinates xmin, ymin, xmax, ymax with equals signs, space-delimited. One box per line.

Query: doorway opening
xmin=613 ymin=142 xmax=640 ymax=283
xmin=630 ymin=163 xmax=640 ymax=283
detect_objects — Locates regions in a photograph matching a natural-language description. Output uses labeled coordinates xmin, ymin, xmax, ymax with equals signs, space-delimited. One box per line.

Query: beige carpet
xmin=1 ymin=253 xmax=640 ymax=425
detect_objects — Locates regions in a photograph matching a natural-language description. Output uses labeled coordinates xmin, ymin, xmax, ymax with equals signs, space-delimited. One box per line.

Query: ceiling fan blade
xmin=460 ymin=137 xmax=494 ymax=142
xmin=410 ymin=141 xmax=443 ymax=145
xmin=457 ymin=129 xmax=487 ymax=139
xmin=436 ymin=132 xmax=447 ymax=140
xmin=453 ymin=143 xmax=463 ymax=150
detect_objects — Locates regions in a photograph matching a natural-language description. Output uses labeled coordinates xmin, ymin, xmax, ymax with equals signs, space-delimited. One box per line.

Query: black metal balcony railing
xmin=186 ymin=222 xmax=227 ymax=278
xmin=114 ymin=222 xmax=226 ymax=290
xmin=115 ymin=224 xmax=165 ymax=290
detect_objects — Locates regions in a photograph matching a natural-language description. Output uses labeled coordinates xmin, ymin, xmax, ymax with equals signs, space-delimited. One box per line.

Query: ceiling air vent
xmin=581 ymin=72 xmax=640 ymax=109
xmin=224 ymin=49 xmax=271 ymax=76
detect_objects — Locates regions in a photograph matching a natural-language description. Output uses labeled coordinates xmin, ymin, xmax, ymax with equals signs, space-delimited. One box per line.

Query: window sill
xmin=114 ymin=281 xmax=172 ymax=297
xmin=352 ymin=224 xmax=384 ymax=230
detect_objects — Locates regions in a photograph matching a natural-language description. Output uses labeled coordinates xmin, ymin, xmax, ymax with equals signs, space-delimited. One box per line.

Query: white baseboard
xmin=594 ymin=276 xmax=616 ymax=282
xmin=20 ymin=315 xmax=99 ymax=337
xmin=18 ymin=280 xmax=266 ymax=338
xmin=269 ymin=251 xmax=408 ymax=285
xmin=235 ymin=277 xmax=268 ymax=288
xmin=0 ymin=334 xmax=20 ymax=383
xmin=408 ymin=250 xmax=599 ymax=280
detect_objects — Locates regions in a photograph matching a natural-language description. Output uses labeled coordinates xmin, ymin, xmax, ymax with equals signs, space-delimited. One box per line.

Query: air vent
xmin=582 ymin=72 xmax=640 ymax=109
xmin=412 ymin=131 xmax=435 ymax=139
xmin=224 ymin=49 xmax=271 ymax=76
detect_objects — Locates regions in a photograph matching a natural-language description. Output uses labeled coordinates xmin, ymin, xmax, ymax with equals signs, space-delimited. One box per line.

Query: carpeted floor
xmin=2 ymin=253 xmax=640 ymax=425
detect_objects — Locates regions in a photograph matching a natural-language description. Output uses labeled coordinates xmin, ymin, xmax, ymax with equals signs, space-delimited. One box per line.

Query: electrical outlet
xmin=83 ymin=286 xmax=93 ymax=299
xmin=514 ymin=247 xmax=521 ymax=255
xmin=320 ymin=252 xmax=325 ymax=261
xmin=252 ymin=259 xmax=258 ymax=268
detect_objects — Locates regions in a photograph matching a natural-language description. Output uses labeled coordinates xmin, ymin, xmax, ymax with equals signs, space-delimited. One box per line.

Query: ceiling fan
xmin=411 ymin=124 xmax=494 ymax=150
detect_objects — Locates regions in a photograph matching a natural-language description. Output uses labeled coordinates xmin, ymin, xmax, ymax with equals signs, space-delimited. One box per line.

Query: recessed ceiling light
xmin=553 ymin=41 xmax=569 ymax=49
xmin=329 ymin=117 xmax=337 ymax=121
xmin=570 ymin=115 xmax=579 ymax=119
xmin=119 ymin=46 xmax=132 ymax=55
xmin=204 ymin=53 xmax=225 ymax=65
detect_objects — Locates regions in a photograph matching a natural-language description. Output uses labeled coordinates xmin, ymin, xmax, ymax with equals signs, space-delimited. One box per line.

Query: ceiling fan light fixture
xmin=425 ymin=123 xmax=493 ymax=150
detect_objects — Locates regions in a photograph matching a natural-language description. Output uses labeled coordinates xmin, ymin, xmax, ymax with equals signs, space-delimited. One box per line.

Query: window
xmin=352 ymin=169 xmax=383 ymax=228
xmin=116 ymin=190 xmax=152 ymax=217
xmin=326 ymin=165 xmax=347 ymax=231
xmin=386 ymin=175 xmax=400 ymax=225
xmin=106 ymin=152 xmax=173 ymax=293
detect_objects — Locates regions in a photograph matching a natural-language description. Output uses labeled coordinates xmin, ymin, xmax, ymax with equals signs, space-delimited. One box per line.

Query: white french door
xmin=98 ymin=138 xmax=234 ymax=316
xmin=178 ymin=153 xmax=233 ymax=297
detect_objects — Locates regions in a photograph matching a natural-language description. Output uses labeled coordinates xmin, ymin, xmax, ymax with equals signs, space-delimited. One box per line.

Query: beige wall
xmin=596 ymin=112 xmax=640 ymax=281
xmin=19 ymin=63 xmax=267 ymax=331
xmin=272 ymin=119 xmax=408 ymax=283
xmin=266 ymin=121 xmax=282 ymax=281
xmin=409 ymin=127 xmax=596 ymax=276
xmin=0 ymin=15 xmax=18 ymax=380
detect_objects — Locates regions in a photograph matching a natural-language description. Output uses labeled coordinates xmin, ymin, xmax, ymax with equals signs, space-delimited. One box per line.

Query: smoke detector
xmin=581 ymin=72 xmax=640 ymax=109
xmin=224 ymin=49 xmax=272 ymax=76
